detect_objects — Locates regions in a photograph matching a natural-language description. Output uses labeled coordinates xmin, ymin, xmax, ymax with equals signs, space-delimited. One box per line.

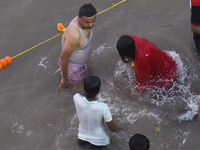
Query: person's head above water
xmin=84 ymin=76 xmax=101 ymax=99
xmin=116 ymin=35 xmax=135 ymax=63
xmin=79 ymin=3 xmax=97 ymax=17
xmin=78 ymin=3 xmax=97 ymax=30
xmin=129 ymin=134 xmax=150 ymax=150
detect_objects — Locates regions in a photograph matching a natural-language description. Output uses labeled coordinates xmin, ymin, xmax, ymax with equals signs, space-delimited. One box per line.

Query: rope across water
xmin=0 ymin=0 xmax=126 ymax=69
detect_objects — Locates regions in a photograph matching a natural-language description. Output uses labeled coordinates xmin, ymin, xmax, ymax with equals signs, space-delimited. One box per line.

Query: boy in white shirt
xmin=73 ymin=76 xmax=122 ymax=149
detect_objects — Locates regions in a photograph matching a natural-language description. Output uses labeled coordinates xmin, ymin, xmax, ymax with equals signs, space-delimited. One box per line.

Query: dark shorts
xmin=193 ymin=32 xmax=200 ymax=52
xmin=78 ymin=139 xmax=107 ymax=150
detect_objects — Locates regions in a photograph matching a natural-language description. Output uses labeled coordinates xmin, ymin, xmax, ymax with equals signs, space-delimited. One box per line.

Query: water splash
xmin=38 ymin=56 xmax=60 ymax=75
xmin=114 ymin=50 xmax=200 ymax=121
xmin=38 ymin=56 xmax=47 ymax=70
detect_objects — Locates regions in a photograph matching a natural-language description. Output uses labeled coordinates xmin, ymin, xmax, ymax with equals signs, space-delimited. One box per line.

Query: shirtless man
xmin=60 ymin=4 xmax=97 ymax=89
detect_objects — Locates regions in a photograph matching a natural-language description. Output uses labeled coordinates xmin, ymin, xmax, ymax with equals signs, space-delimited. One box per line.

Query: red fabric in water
xmin=128 ymin=35 xmax=178 ymax=92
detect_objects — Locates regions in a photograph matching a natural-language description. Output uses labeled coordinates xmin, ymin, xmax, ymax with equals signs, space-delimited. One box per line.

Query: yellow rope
xmin=11 ymin=33 xmax=62 ymax=59
xmin=11 ymin=0 xmax=126 ymax=60
xmin=97 ymin=0 xmax=126 ymax=15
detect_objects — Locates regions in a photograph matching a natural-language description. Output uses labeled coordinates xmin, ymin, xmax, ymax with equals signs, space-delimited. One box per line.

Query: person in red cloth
xmin=116 ymin=35 xmax=178 ymax=92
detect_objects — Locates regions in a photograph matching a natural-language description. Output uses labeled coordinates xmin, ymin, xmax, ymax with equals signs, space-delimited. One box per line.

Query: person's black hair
xmin=116 ymin=35 xmax=135 ymax=63
xmin=129 ymin=134 xmax=150 ymax=150
xmin=84 ymin=76 xmax=101 ymax=99
xmin=79 ymin=3 xmax=97 ymax=17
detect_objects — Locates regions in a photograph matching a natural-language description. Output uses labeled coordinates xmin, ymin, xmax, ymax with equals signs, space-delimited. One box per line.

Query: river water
xmin=0 ymin=0 xmax=200 ymax=150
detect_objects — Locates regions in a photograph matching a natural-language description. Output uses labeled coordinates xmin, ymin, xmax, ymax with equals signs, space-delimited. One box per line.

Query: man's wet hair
xmin=84 ymin=76 xmax=101 ymax=98
xmin=129 ymin=134 xmax=150 ymax=150
xmin=79 ymin=3 xmax=97 ymax=17
xmin=116 ymin=35 xmax=135 ymax=63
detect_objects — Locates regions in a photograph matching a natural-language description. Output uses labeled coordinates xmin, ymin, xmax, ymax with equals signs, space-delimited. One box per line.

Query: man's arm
xmin=191 ymin=23 xmax=200 ymax=35
xmin=106 ymin=120 xmax=123 ymax=132
xmin=60 ymin=27 xmax=80 ymax=88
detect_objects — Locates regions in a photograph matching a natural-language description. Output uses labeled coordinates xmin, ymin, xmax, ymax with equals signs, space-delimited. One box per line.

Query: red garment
xmin=128 ymin=35 xmax=178 ymax=92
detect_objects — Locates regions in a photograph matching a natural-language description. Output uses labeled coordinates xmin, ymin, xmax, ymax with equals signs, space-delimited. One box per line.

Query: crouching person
xmin=73 ymin=76 xmax=123 ymax=149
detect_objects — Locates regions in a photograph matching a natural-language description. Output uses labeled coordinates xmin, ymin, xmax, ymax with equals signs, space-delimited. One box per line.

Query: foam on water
xmin=91 ymin=43 xmax=113 ymax=58
xmin=178 ymin=95 xmax=200 ymax=121
xmin=38 ymin=56 xmax=47 ymax=70
xmin=38 ymin=56 xmax=60 ymax=75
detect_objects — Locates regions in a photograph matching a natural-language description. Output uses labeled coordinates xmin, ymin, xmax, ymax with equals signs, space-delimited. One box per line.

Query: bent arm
xmin=106 ymin=120 xmax=123 ymax=132
xmin=191 ymin=23 xmax=200 ymax=35
xmin=60 ymin=28 xmax=80 ymax=88
xmin=60 ymin=48 xmax=70 ymax=84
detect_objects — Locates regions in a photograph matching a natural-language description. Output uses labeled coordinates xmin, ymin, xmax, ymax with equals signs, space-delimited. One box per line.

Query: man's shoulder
xmin=64 ymin=25 xmax=80 ymax=37
xmin=62 ymin=26 xmax=81 ymax=47
xmin=74 ymin=93 xmax=84 ymax=97
xmin=73 ymin=93 xmax=84 ymax=100
xmin=94 ymin=101 xmax=109 ymax=108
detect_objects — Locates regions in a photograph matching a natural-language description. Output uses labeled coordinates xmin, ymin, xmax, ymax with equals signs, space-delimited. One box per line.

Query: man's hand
xmin=60 ymin=78 xmax=70 ymax=89
xmin=106 ymin=120 xmax=123 ymax=132
xmin=191 ymin=24 xmax=200 ymax=35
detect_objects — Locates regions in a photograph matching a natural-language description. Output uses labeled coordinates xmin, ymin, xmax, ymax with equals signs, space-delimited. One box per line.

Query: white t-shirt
xmin=73 ymin=93 xmax=112 ymax=146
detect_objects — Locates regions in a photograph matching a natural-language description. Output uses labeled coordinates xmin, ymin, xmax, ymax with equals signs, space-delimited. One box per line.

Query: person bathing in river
xmin=116 ymin=35 xmax=179 ymax=92
xmin=73 ymin=76 xmax=123 ymax=149
xmin=59 ymin=3 xmax=97 ymax=89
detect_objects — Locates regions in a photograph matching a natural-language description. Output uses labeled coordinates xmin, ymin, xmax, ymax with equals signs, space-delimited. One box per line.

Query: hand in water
xmin=60 ymin=82 xmax=70 ymax=89
xmin=60 ymin=78 xmax=70 ymax=89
